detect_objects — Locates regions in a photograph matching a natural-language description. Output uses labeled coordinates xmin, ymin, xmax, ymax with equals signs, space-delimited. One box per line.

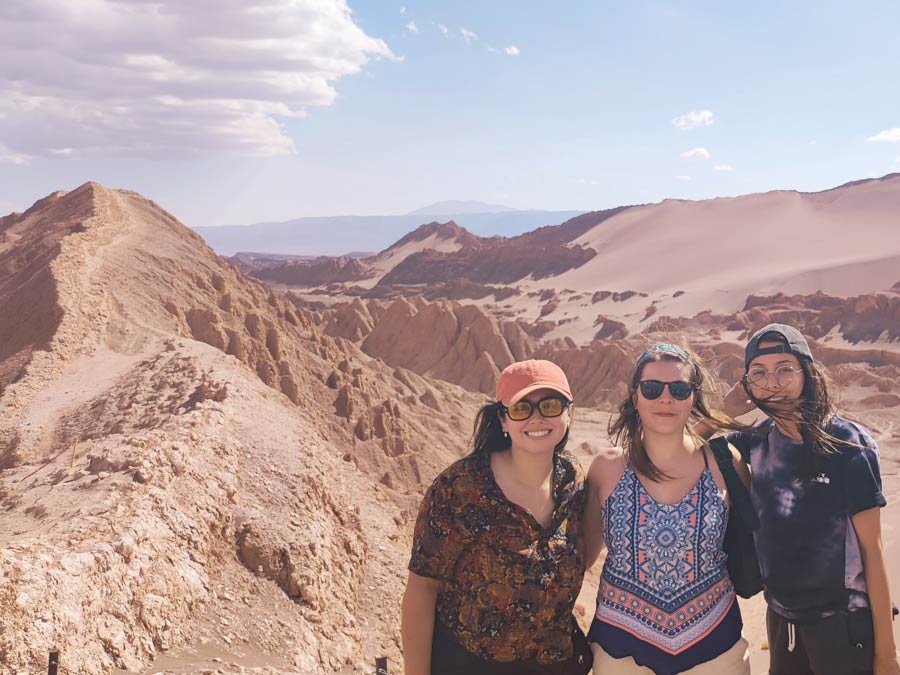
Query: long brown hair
xmin=743 ymin=336 xmax=845 ymax=476
xmin=609 ymin=343 xmax=737 ymax=482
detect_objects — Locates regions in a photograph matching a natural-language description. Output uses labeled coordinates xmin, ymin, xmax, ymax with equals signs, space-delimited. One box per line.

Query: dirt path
xmin=17 ymin=347 xmax=147 ymax=459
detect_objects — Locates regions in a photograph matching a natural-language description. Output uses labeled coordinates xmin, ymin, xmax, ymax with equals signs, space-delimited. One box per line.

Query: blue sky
xmin=1 ymin=1 xmax=899 ymax=228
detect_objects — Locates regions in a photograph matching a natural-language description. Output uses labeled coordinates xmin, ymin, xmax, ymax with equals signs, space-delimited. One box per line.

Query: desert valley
xmin=2 ymin=175 xmax=900 ymax=674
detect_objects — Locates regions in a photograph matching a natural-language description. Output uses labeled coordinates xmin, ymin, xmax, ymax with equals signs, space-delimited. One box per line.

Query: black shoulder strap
xmin=708 ymin=437 xmax=759 ymax=531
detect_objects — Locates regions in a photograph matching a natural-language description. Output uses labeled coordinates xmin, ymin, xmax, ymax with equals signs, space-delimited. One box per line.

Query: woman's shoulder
xmin=587 ymin=447 xmax=627 ymax=481
xmin=725 ymin=419 xmax=774 ymax=447
xmin=707 ymin=437 xmax=748 ymax=463
xmin=827 ymin=415 xmax=877 ymax=449
xmin=587 ymin=448 xmax=628 ymax=506
xmin=426 ymin=454 xmax=489 ymax=494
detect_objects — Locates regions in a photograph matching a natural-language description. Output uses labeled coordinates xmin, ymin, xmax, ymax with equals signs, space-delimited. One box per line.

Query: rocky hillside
xmin=0 ymin=184 xmax=482 ymax=674
xmin=312 ymin=289 xmax=900 ymax=451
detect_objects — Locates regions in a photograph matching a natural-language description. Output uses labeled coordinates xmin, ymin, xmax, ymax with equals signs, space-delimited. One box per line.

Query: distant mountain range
xmin=193 ymin=201 xmax=585 ymax=256
xmin=408 ymin=200 xmax=519 ymax=215
xmin=235 ymin=173 xmax=900 ymax=344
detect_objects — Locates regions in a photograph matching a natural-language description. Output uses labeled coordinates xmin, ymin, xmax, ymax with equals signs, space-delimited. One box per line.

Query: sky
xmin=1 ymin=1 xmax=899 ymax=228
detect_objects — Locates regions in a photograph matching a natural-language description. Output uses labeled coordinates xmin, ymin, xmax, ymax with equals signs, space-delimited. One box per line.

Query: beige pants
xmin=590 ymin=636 xmax=750 ymax=674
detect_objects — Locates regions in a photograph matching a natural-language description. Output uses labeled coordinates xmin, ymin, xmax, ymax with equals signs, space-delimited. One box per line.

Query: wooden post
xmin=48 ymin=651 xmax=60 ymax=675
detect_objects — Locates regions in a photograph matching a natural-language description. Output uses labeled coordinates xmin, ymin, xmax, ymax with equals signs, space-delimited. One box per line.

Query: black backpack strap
xmin=708 ymin=437 xmax=759 ymax=531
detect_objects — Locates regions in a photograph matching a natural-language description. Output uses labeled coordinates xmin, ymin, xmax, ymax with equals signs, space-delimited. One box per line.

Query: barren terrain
xmin=1 ymin=179 xmax=899 ymax=674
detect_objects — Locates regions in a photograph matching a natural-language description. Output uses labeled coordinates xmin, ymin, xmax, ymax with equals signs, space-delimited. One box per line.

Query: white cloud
xmin=460 ymin=28 xmax=478 ymax=43
xmin=676 ymin=175 xmax=692 ymax=181
xmin=680 ymin=147 xmax=710 ymax=160
xmin=400 ymin=6 xmax=406 ymax=14
xmin=438 ymin=23 xmax=449 ymax=36
xmin=0 ymin=143 xmax=30 ymax=165
xmin=867 ymin=128 xmax=900 ymax=143
xmin=503 ymin=45 xmax=520 ymax=56
xmin=672 ymin=109 xmax=715 ymax=130
xmin=0 ymin=0 xmax=395 ymax=159
xmin=573 ymin=178 xmax=600 ymax=185
xmin=713 ymin=164 xmax=734 ymax=172
xmin=405 ymin=21 xmax=419 ymax=33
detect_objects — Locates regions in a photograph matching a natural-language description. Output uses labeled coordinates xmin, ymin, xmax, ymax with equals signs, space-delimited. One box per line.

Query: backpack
xmin=709 ymin=437 xmax=764 ymax=599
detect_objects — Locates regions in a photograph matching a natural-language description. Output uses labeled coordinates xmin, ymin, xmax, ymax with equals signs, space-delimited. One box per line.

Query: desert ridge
xmin=0 ymin=183 xmax=482 ymax=674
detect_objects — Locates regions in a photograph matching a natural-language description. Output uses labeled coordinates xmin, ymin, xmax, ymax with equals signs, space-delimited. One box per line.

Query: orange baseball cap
xmin=496 ymin=359 xmax=573 ymax=406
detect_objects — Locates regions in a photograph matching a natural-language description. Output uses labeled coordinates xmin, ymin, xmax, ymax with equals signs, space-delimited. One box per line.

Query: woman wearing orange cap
xmin=401 ymin=359 xmax=591 ymax=675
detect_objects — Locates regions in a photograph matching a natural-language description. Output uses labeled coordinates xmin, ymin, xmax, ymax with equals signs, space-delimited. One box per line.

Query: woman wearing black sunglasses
xmin=584 ymin=343 xmax=752 ymax=674
xmin=401 ymin=359 xmax=591 ymax=675
xmin=718 ymin=324 xmax=898 ymax=675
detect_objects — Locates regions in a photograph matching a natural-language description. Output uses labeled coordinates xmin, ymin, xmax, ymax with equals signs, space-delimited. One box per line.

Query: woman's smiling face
xmin=746 ymin=341 xmax=806 ymax=404
xmin=500 ymin=387 xmax=570 ymax=455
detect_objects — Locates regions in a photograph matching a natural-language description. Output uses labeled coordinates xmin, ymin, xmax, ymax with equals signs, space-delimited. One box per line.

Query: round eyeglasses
xmin=745 ymin=364 xmax=800 ymax=388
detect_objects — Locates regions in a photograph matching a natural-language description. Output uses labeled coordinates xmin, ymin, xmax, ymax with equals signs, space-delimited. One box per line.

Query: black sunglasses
xmin=502 ymin=395 xmax=571 ymax=422
xmin=638 ymin=380 xmax=695 ymax=401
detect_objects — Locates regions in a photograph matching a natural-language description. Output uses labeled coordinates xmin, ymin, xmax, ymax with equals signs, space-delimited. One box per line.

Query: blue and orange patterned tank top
xmin=587 ymin=457 xmax=742 ymax=675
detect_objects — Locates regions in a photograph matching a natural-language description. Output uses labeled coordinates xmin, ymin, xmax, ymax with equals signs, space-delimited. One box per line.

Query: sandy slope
xmin=564 ymin=177 xmax=900 ymax=296
xmin=509 ymin=177 xmax=899 ymax=342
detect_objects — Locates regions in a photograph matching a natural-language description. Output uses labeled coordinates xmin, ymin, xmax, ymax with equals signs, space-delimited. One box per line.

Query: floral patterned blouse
xmin=409 ymin=449 xmax=587 ymax=664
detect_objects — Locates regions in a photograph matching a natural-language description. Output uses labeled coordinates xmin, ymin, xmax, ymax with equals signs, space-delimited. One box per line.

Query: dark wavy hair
xmin=609 ymin=343 xmax=738 ymax=482
xmin=742 ymin=332 xmax=844 ymax=476
xmin=470 ymin=401 xmax=572 ymax=457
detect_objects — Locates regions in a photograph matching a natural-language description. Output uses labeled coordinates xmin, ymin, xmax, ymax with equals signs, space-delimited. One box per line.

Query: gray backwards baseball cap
xmin=744 ymin=323 xmax=813 ymax=369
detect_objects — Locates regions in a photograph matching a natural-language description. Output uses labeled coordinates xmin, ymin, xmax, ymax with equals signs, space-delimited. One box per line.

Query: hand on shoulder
xmin=723 ymin=381 xmax=755 ymax=418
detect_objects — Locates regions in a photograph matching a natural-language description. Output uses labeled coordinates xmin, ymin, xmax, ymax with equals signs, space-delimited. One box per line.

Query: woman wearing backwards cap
xmin=719 ymin=323 xmax=899 ymax=675
xmin=401 ymin=359 xmax=590 ymax=675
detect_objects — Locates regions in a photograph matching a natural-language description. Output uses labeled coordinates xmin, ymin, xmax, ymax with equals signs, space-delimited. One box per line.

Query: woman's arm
xmin=401 ymin=571 xmax=441 ymax=675
xmin=584 ymin=452 xmax=620 ymax=567
xmin=729 ymin=443 xmax=752 ymax=490
xmin=850 ymin=507 xmax=900 ymax=675
xmin=584 ymin=460 xmax=606 ymax=568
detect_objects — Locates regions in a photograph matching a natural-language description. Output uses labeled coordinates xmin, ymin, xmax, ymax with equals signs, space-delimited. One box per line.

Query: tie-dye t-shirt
xmin=728 ymin=416 xmax=886 ymax=622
